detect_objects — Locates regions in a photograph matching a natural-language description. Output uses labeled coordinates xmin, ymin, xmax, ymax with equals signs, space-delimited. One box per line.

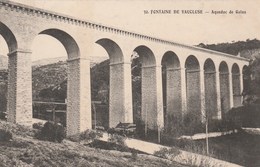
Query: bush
xmin=36 ymin=121 xmax=65 ymax=143
xmin=131 ymin=149 xmax=138 ymax=161
xmin=32 ymin=122 xmax=44 ymax=130
xmin=108 ymin=134 xmax=126 ymax=146
xmin=153 ymin=147 xmax=180 ymax=159
xmin=0 ymin=112 xmax=6 ymax=120
xmin=0 ymin=129 xmax=12 ymax=142
xmin=68 ymin=129 xmax=103 ymax=142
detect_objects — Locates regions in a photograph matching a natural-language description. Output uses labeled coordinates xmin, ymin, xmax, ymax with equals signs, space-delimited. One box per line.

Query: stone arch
xmin=39 ymin=29 xmax=80 ymax=60
xmin=232 ymin=63 xmax=241 ymax=107
xmin=204 ymin=58 xmax=217 ymax=119
xmin=161 ymin=51 xmax=181 ymax=131
xmin=219 ymin=61 xmax=230 ymax=116
xmin=0 ymin=22 xmax=17 ymax=52
xmin=185 ymin=55 xmax=201 ymax=118
xmin=33 ymin=28 xmax=91 ymax=135
xmin=134 ymin=45 xmax=156 ymax=67
xmin=36 ymin=28 xmax=81 ymax=125
xmin=133 ymin=45 xmax=158 ymax=129
xmin=96 ymin=38 xmax=132 ymax=127
xmin=96 ymin=38 xmax=124 ymax=64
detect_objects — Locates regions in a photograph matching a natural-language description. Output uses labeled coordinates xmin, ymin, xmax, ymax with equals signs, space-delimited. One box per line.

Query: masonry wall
xmin=220 ymin=73 xmax=230 ymax=116
xmin=205 ymin=73 xmax=218 ymax=118
xmin=141 ymin=67 xmax=158 ymax=129
xmin=232 ymin=74 xmax=241 ymax=107
xmin=109 ymin=63 xmax=125 ymax=127
xmin=165 ymin=69 xmax=182 ymax=130
xmin=67 ymin=58 xmax=91 ymax=135
xmin=7 ymin=51 xmax=32 ymax=126
xmin=186 ymin=71 xmax=201 ymax=118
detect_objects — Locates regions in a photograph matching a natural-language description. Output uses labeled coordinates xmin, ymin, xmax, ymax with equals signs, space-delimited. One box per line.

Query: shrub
xmin=0 ymin=112 xmax=6 ymax=120
xmin=68 ymin=129 xmax=103 ymax=142
xmin=0 ymin=129 xmax=12 ymax=142
xmin=131 ymin=149 xmax=138 ymax=161
xmin=32 ymin=122 xmax=44 ymax=130
xmin=153 ymin=147 xmax=180 ymax=159
xmin=36 ymin=121 xmax=65 ymax=143
xmin=108 ymin=134 xmax=126 ymax=146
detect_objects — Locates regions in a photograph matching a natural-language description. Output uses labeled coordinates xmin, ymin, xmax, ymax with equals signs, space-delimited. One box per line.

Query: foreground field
xmin=172 ymin=131 xmax=260 ymax=167
xmin=0 ymin=120 xmax=186 ymax=167
xmin=203 ymin=131 xmax=260 ymax=167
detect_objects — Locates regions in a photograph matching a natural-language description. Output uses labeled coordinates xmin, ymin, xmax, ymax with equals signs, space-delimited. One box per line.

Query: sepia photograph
xmin=0 ymin=0 xmax=259 ymax=166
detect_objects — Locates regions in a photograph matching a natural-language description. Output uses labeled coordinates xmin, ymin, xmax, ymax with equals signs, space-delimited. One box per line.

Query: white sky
xmin=1 ymin=0 xmax=260 ymax=61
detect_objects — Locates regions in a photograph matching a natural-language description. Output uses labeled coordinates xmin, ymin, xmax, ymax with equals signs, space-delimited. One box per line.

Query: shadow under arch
xmin=185 ymin=55 xmax=201 ymax=119
xmin=39 ymin=29 xmax=80 ymax=60
xmin=219 ymin=61 xmax=230 ymax=116
xmin=232 ymin=63 xmax=241 ymax=107
xmin=0 ymin=22 xmax=17 ymax=52
xmin=204 ymin=58 xmax=218 ymax=119
xmin=161 ymin=51 xmax=181 ymax=131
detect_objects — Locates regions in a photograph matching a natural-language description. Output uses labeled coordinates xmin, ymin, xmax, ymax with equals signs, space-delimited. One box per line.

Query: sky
xmin=1 ymin=0 xmax=260 ymax=61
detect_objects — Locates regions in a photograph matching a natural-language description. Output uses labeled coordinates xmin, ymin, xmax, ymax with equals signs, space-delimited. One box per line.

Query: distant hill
xmin=0 ymin=56 xmax=108 ymax=70
xmin=32 ymin=56 xmax=108 ymax=100
xmin=197 ymin=39 xmax=260 ymax=57
xmin=32 ymin=56 xmax=107 ymax=68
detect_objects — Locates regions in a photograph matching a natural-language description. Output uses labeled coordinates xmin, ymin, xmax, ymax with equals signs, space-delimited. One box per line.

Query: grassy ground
xmin=141 ymin=129 xmax=260 ymax=167
xmin=201 ymin=131 xmax=260 ymax=167
xmin=0 ymin=120 xmax=187 ymax=167
xmin=171 ymin=131 xmax=260 ymax=167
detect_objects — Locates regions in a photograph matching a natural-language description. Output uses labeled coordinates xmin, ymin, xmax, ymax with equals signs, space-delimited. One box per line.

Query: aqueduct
xmin=0 ymin=1 xmax=249 ymax=135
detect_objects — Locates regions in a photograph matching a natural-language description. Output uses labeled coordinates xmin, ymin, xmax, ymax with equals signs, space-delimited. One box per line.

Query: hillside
xmin=0 ymin=120 xmax=185 ymax=167
xmin=197 ymin=38 xmax=260 ymax=56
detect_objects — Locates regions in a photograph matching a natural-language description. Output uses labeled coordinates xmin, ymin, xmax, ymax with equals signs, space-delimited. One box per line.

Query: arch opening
xmin=95 ymin=38 xmax=132 ymax=128
xmin=39 ymin=29 xmax=80 ymax=60
xmin=204 ymin=59 xmax=217 ymax=120
xmin=232 ymin=63 xmax=241 ymax=107
xmin=0 ymin=22 xmax=17 ymax=52
xmin=96 ymin=38 xmax=123 ymax=64
xmin=134 ymin=45 xmax=156 ymax=67
xmin=0 ymin=35 xmax=9 ymax=116
xmin=185 ymin=55 xmax=201 ymax=120
xmin=161 ymin=51 xmax=181 ymax=132
xmin=132 ymin=45 xmax=158 ymax=130
xmin=32 ymin=29 xmax=80 ymax=128
xmin=219 ymin=61 xmax=230 ymax=117
xmin=0 ymin=22 xmax=17 ymax=122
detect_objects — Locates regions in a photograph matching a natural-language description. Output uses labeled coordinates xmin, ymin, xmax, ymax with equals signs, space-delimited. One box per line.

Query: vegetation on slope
xmin=0 ymin=120 xmax=185 ymax=167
